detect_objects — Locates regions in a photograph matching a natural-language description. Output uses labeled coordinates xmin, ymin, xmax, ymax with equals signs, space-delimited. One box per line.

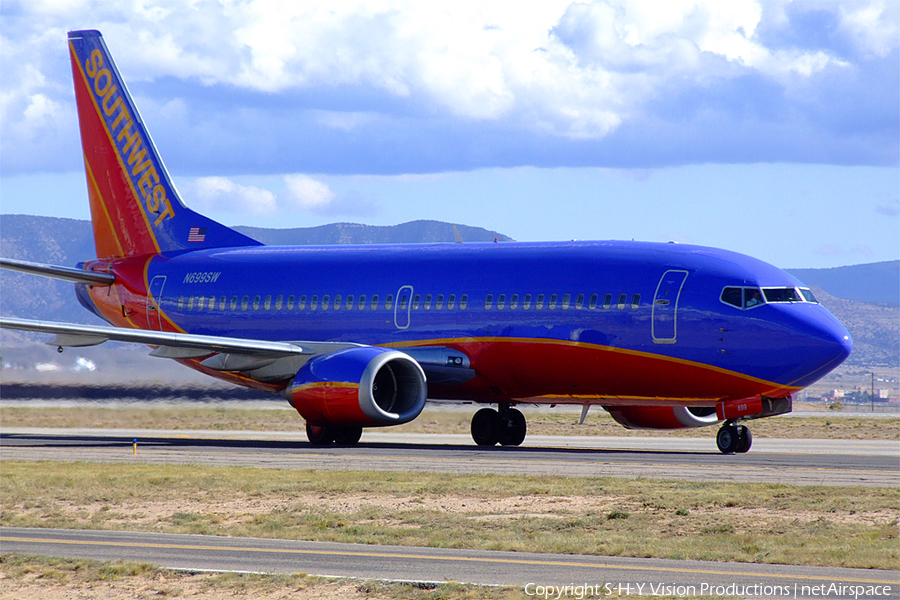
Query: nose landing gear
xmin=471 ymin=404 xmax=527 ymax=446
xmin=716 ymin=422 xmax=752 ymax=454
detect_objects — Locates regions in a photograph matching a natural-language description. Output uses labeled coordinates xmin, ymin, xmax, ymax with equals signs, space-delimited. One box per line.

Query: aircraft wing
xmin=0 ymin=258 xmax=115 ymax=285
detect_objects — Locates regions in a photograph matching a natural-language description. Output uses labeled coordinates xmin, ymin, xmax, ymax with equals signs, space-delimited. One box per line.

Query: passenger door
xmin=652 ymin=270 xmax=688 ymax=344
xmin=146 ymin=275 xmax=166 ymax=331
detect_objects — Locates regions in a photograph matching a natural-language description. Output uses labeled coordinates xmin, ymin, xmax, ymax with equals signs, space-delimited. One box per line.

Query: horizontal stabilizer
xmin=0 ymin=258 xmax=115 ymax=285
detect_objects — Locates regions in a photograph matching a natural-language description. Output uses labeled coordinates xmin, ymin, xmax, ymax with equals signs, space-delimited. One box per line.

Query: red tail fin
xmin=68 ymin=30 xmax=261 ymax=259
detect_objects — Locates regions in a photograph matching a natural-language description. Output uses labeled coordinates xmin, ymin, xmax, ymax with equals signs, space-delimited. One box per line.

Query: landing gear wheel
xmin=735 ymin=425 xmax=752 ymax=453
xmin=333 ymin=426 xmax=363 ymax=446
xmin=499 ymin=408 xmax=527 ymax=446
xmin=471 ymin=408 xmax=501 ymax=446
xmin=306 ymin=423 xmax=335 ymax=446
xmin=716 ymin=425 xmax=740 ymax=454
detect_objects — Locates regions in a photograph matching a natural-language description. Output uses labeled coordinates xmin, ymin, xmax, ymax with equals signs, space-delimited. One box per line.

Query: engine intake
xmin=288 ymin=347 xmax=427 ymax=427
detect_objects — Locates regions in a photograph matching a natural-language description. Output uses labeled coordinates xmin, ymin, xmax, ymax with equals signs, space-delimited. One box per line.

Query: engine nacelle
xmin=603 ymin=405 xmax=722 ymax=430
xmin=288 ymin=347 xmax=427 ymax=427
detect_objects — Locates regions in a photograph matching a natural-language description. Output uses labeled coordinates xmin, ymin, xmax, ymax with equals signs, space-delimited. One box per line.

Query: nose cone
xmin=788 ymin=305 xmax=852 ymax=387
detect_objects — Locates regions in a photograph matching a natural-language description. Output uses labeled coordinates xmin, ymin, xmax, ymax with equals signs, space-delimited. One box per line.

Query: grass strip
xmin=2 ymin=461 xmax=897 ymax=570
xmin=0 ymin=553 xmax=528 ymax=600
xmin=1 ymin=405 xmax=897 ymax=440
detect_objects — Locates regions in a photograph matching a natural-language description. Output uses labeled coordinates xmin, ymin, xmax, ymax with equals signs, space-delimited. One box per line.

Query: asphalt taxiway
xmin=1 ymin=428 xmax=896 ymax=487
xmin=2 ymin=527 xmax=897 ymax=599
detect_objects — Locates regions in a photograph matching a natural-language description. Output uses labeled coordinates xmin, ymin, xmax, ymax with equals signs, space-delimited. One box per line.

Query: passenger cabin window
xmin=510 ymin=294 xmax=518 ymax=309
xmin=589 ymin=294 xmax=598 ymax=310
xmin=548 ymin=294 xmax=557 ymax=309
xmin=275 ymin=295 xmax=283 ymax=310
xmin=253 ymin=295 xmax=261 ymax=310
xmin=358 ymin=295 xmax=366 ymax=310
xmin=575 ymin=294 xmax=584 ymax=309
xmin=241 ymin=296 xmax=249 ymax=310
xmin=484 ymin=294 xmax=493 ymax=309
xmin=536 ymin=294 xmax=544 ymax=309
xmin=447 ymin=294 xmax=456 ymax=309
xmin=435 ymin=294 xmax=444 ymax=310
xmin=424 ymin=294 xmax=432 ymax=309
xmin=230 ymin=296 xmax=238 ymax=310
xmin=346 ymin=295 xmax=354 ymax=310
xmin=385 ymin=295 xmax=394 ymax=310
xmin=399 ymin=294 xmax=408 ymax=310
xmin=459 ymin=294 xmax=468 ymax=309
xmin=371 ymin=295 xmax=379 ymax=310
xmin=295 ymin=295 xmax=304 ymax=310
xmin=322 ymin=295 xmax=330 ymax=310
xmin=412 ymin=295 xmax=420 ymax=309
xmin=333 ymin=295 xmax=341 ymax=310
xmin=219 ymin=296 xmax=226 ymax=310
xmin=561 ymin=294 xmax=570 ymax=309
xmin=523 ymin=294 xmax=532 ymax=309
xmin=177 ymin=296 xmax=185 ymax=310
xmin=602 ymin=294 xmax=612 ymax=309
xmin=287 ymin=295 xmax=295 ymax=310
xmin=310 ymin=295 xmax=318 ymax=310
xmin=197 ymin=296 xmax=205 ymax=310
xmin=617 ymin=294 xmax=627 ymax=309
xmin=631 ymin=294 xmax=641 ymax=309
xmin=497 ymin=294 xmax=506 ymax=309
xmin=264 ymin=295 xmax=272 ymax=310
xmin=187 ymin=297 xmax=194 ymax=311
xmin=764 ymin=287 xmax=802 ymax=303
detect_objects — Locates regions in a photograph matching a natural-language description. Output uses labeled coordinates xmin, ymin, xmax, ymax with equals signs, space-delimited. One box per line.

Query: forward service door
xmin=652 ymin=270 xmax=688 ymax=344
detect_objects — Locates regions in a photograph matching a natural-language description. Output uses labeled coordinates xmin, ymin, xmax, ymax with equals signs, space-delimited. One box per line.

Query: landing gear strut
xmin=716 ymin=422 xmax=752 ymax=454
xmin=470 ymin=404 xmax=527 ymax=447
xmin=306 ymin=423 xmax=363 ymax=446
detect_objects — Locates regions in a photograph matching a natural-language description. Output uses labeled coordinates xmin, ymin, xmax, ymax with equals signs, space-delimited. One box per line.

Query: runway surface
xmin=2 ymin=428 xmax=897 ymax=487
xmin=1 ymin=527 xmax=897 ymax=599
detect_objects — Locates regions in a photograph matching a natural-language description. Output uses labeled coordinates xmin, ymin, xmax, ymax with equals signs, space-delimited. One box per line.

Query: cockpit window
xmin=720 ymin=286 xmax=764 ymax=310
xmin=799 ymin=288 xmax=818 ymax=303
xmin=763 ymin=287 xmax=802 ymax=303
xmin=721 ymin=287 xmax=742 ymax=308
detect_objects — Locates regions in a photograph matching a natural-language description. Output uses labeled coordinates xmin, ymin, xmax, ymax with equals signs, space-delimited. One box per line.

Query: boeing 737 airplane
xmin=0 ymin=30 xmax=853 ymax=453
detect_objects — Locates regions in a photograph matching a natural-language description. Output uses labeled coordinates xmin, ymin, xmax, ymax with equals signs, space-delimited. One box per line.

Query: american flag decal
xmin=188 ymin=227 xmax=207 ymax=242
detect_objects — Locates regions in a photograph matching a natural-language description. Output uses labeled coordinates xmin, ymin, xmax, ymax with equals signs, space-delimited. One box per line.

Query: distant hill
xmin=787 ymin=261 xmax=899 ymax=307
xmin=234 ymin=220 xmax=513 ymax=245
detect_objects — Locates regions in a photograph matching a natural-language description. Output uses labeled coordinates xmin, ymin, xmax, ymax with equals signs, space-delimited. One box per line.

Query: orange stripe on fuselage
xmin=389 ymin=337 xmax=800 ymax=402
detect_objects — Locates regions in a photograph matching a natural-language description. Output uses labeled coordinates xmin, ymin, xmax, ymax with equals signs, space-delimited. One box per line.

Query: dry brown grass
xmin=2 ymin=461 xmax=897 ymax=570
xmin=1 ymin=404 xmax=897 ymax=440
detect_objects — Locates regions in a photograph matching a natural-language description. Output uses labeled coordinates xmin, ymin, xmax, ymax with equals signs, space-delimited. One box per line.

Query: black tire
xmin=306 ymin=423 xmax=335 ymax=446
xmin=471 ymin=408 xmax=500 ymax=446
xmin=499 ymin=408 xmax=527 ymax=446
xmin=716 ymin=425 xmax=740 ymax=454
xmin=333 ymin=426 xmax=363 ymax=446
xmin=735 ymin=425 xmax=752 ymax=453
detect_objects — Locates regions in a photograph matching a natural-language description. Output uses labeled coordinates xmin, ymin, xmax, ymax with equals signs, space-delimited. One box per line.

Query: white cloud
xmin=0 ymin=0 xmax=895 ymax=173
xmin=185 ymin=176 xmax=278 ymax=215
xmin=839 ymin=2 xmax=900 ymax=58
xmin=182 ymin=174 xmax=342 ymax=215
xmin=283 ymin=174 xmax=337 ymax=210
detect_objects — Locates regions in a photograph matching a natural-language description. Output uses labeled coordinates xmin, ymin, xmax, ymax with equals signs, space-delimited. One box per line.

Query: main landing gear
xmin=716 ymin=421 xmax=752 ymax=454
xmin=471 ymin=404 xmax=527 ymax=447
xmin=306 ymin=423 xmax=363 ymax=446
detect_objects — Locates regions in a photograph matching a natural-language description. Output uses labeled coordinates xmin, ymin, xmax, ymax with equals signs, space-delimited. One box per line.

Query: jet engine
xmin=603 ymin=405 xmax=722 ymax=430
xmin=288 ymin=347 xmax=427 ymax=427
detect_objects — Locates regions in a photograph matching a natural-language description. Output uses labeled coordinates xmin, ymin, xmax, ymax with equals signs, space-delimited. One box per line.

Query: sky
xmin=0 ymin=0 xmax=897 ymax=269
